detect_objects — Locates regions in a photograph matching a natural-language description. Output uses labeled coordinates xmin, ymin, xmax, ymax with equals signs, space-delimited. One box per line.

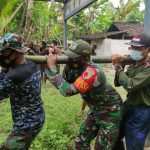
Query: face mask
xmin=68 ymin=59 xmax=82 ymax=70
xmin=130 ymin=50 xmax=144 ymax=61
xmin=0 ymin=52 xmax=18 ymax=69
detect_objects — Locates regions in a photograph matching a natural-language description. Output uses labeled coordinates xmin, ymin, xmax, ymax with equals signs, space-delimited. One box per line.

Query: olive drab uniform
xmin=47 ymin=62 xmax=123 ymax=150
xmin=114 ymin=60 xmax=150 ymax=150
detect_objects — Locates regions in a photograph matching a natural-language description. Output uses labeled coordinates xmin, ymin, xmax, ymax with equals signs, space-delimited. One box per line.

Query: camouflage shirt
xmin=47 ymin=62 xmax=123 ymax=114
xmin=0 ymin=61 xmax=45 ymax=134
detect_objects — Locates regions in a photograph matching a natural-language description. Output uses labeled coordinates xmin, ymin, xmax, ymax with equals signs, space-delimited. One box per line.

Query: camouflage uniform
xmin=0 ymin=33 xmax=45 ymax=150
xmin=47 ymin=40 xmax=123 ymax=149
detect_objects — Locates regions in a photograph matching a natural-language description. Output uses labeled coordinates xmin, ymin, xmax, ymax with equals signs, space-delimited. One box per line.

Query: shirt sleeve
xmin=47 ymin=66 xmax=79 ymax=97
xmin=118 ymin=68 xmax=150 ymax=92
xmin=73 ymin=67 xmax=98 ymax=94
xmin=62 ymin=67 xmax=77 ymax=83
xmin=0 ymin=71 xmax=13 ymax=100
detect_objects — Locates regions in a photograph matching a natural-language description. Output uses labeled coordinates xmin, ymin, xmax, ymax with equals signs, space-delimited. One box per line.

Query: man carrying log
xmin=112 ymin=33 xmax=150 ymax=150
xmin=46 ymin=39 xmax=123 ymax=149
xmin=0 ymin=33 xmax=45 ymax=150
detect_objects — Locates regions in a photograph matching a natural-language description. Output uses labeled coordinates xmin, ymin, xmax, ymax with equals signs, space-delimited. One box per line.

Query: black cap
xmin=127 ymin=33 xmax=150 ymax=47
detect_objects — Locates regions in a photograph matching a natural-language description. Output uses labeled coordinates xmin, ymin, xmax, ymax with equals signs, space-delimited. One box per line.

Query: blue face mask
xmin=130 ymin=50 xmax=144 ymax=61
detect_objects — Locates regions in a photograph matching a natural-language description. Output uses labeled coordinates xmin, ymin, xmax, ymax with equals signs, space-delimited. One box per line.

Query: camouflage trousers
xmin=75 ymin=110 xmax=122 ymax=150
xmin=0 ymin=131 xmax=38 ymax=150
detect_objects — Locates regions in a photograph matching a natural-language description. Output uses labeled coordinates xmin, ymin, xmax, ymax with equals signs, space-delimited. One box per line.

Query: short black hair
xmin=51 ymin=40 xmax=58 ymax=46
xmin=41 ymin=40 xmax=47 ymax=47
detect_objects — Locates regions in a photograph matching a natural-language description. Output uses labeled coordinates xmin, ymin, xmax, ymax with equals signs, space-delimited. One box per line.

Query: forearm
xmin=47 ymin=67 xmax=79 ymax=96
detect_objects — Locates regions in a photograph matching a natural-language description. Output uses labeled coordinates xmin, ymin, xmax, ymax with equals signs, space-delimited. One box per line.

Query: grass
xmin=0 ymin=68 xmax=127 ymax=150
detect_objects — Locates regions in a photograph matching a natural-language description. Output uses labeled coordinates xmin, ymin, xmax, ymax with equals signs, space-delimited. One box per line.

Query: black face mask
xmin=68 ymin=58 xmax=83 ymax=70
xmin=0 ymin=52 xmax=18 ymax=69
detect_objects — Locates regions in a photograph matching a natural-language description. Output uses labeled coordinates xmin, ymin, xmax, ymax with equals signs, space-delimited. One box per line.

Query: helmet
xmin=64 ymin=39 xmax=92 ymax=59
xmin=0 ymin=33 xmax=29 ymax=54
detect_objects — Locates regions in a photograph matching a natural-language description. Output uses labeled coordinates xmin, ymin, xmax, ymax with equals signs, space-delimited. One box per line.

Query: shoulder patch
xmin=73 ymin=66 xmax=98 ymax=93
xmin=82 ymin=67 xmax=95 ymax=80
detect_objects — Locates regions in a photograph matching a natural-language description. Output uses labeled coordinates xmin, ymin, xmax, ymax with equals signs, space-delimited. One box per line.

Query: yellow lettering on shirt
xmin=75 ymin=77 xmax=89 ymax=92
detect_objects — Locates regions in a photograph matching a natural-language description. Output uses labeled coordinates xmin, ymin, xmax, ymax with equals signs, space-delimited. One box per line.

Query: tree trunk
xmin=25 ymin=0 xmax=34 ymax=43
xmin=19 ymin=1 xmax=27 ymax=34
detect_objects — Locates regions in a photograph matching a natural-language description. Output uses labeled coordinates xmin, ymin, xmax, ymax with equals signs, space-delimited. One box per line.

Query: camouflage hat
xmin=0 ymin=33 xmax=29 ymax=54
xmin=64 ymin=39 xmax=92 ymax=58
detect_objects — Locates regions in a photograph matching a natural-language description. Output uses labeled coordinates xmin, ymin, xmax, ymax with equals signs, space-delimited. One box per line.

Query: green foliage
xmin=32 ymin=1 xmax=63 ymax=43
xmin=91 ymin=2 xmax=115 ymax=33
xmin=125 ymin=1 xmax=144 ymax=23
xmin=113 ymin=0 xmax=144 ymax=22
xmin=0 ymin=0 xmax=9 ymax=14
xmin=0 ymin=0 xmax=22 ymax=35
xmin=0 ymin=0 xmax=144 ymax=41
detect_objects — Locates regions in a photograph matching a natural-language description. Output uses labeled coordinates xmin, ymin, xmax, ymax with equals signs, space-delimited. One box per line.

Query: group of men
xmin=0 ymin=32 xmax=149 ymax=150
xmin=28 ymin=39 xmax=61 ymax=83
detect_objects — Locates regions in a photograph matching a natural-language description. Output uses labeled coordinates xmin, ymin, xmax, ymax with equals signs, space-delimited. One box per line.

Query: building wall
xmin=91 ymin=39 xmax=130 ymax=56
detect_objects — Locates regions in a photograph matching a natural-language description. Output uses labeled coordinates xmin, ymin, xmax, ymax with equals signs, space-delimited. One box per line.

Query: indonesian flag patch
xmin=73 ymin=66 xmax=98 ymax=93
xmin=132 ymin=36 xmax=141 ymax=42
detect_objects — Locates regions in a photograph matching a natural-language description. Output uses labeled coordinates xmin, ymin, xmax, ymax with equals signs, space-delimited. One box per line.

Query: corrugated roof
xmin=80 ymin=30 xmax=130 ymax=40
xmin=108 ymin=22 xmax=144 ymax=36
xmin=79 ymin=22 xmax=144 ymax=40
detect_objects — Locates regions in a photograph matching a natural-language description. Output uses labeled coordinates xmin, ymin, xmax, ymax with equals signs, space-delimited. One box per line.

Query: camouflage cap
xmin=0 ymin=33 xmax=29 ymax=54
xmin=64 ymin=39 xmax=92 ymax=59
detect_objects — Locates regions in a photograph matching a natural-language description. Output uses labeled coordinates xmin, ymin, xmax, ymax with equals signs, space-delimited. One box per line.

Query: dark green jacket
xmin=118 ymin=61 xmax=150 ymax=106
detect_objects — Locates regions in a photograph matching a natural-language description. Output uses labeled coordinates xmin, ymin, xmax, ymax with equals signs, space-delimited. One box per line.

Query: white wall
xmin=91 ymin=39 xmax=130 ymax=56
xmin=111 ymin=39 xmax=130 ymax=55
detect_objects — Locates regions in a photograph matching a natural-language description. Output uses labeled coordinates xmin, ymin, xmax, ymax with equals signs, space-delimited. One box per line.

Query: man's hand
xmin=111 ymin=54 xmax=124 ymax=71
xmin=111 ymin=54 xmax=123 ymax=65
xmin=46 ymin=51 xmax=57 ymax=69
xmin=64 ymin=64 xmax=71 ymax=73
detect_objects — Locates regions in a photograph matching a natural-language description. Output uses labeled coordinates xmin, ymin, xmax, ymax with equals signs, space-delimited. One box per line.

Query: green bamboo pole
xmin=24 ymin=55 xmax=134 ymax=64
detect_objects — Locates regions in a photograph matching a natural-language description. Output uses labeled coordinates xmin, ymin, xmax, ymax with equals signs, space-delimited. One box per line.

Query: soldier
xmin=46 ymin=39 xmax=123 ymax=149
xmin=112 ymin=33 xmax=150 ymax=150
xmin=0 ymin=33 xmax=45 ymax=150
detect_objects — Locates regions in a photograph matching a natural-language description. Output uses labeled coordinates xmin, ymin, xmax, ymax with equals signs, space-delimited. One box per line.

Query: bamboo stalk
xmin=24 ymin=55 xmax=134 ymax=64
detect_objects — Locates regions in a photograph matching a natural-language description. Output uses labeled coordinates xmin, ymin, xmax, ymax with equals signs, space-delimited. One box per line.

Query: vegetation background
xmin=0 ymin=0 xmax=144 ymax=44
